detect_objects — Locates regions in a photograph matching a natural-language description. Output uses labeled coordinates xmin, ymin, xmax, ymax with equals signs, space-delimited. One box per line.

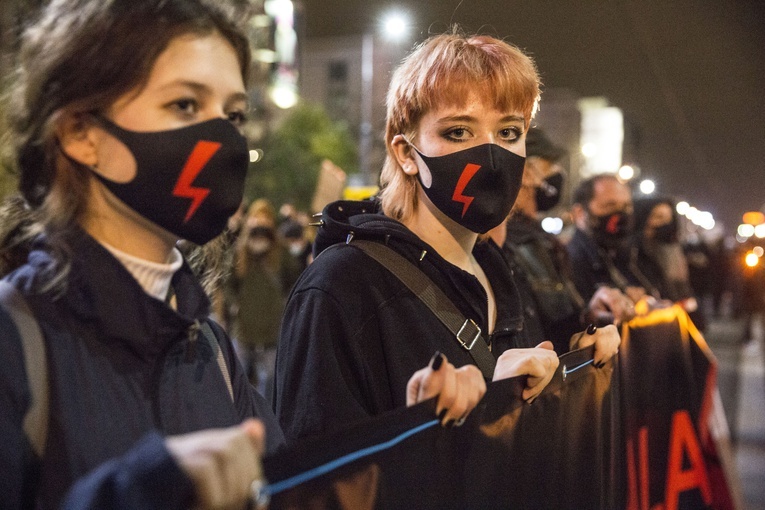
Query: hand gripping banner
xmin=260 ymin=307 xmax=741 ymax=509
xmin=262 ymin=345 xmax=621 ymax=509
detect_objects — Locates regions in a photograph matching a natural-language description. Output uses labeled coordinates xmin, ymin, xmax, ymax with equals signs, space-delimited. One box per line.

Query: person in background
xmin=632 ymin=196 xmax=705 ymax=330
xmin=487 ymin=128 xmax=635 ymax=353
xmin=567 ymin=174 xmax=659 ymax=305
xmin=229 ymin=199 xmax=285 ymax=399
xmin=0 ymin=1 xmax=472 ymax=507
xmin=278 ymin=218 xmax=311 ymax=293
xmin=274 ymin=31 xmax=620 ymax=443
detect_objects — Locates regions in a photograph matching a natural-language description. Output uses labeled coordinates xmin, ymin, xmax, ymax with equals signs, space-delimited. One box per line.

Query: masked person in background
xmin=229 ymin=199 xmax=285 ymax=400
xmin=274 ymin=32 xmax=620 ymax=443
xmin=632 ymin=196 xmax=704 ymax=328
xmin=487 ymin=128 xmax=635 ymax=353
xmin=567 ymin=174 xmax=661 ymax=307
xmin=0 ymin=1 xmax=470 ymax=507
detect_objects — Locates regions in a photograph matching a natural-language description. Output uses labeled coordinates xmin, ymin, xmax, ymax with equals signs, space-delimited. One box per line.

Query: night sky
xmin=301 ymin=0 xmax=765 ymax=230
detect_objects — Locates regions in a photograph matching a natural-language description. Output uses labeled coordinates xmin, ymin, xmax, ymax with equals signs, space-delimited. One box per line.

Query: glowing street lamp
xmin=617 ymin=165 xmax=635 ymax=181
xmin=745 ymin=252 xmax=760 ymax=268
xmin=381 ymin=12 xmax=409 ymax=42
xmin=360 ymin=11 xmax=411 ymax=184
xmin=639 ymin=179 xmax=655 ymax=195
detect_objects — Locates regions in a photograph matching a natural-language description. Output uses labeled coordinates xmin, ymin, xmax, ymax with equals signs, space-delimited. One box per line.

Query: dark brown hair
xmin=2 ymin=0 xmax=252 ymax=288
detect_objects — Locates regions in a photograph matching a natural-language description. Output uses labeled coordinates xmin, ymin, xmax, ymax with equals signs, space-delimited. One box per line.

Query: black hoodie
xmin=273 ymin=200 xmax=527 ymax=442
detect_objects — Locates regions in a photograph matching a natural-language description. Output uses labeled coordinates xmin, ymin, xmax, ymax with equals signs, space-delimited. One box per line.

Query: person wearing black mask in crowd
xmin=567 ymin=174 xmax=659 ymax=306
xmin=632 ymin=196 xmax=703 ymax=327
xmin=487 ymin=129 xmax=635 ymax=353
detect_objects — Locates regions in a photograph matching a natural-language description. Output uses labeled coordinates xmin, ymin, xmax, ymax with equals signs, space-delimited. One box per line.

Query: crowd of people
xmin=0 ymin=1 xmax=746 ymax=508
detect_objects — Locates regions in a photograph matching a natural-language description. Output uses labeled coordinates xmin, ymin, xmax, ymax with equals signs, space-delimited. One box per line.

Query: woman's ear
xmin=391 ymin=134 xmax=418 ymax=176
xmin=56 ymin=112 xmax=99 ymax=167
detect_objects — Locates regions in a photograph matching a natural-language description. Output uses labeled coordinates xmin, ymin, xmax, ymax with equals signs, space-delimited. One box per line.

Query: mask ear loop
xmin=400 ymin=135 xmax=425 ymax=158
xmin=399 ymin=135 xmax=433 ymax=188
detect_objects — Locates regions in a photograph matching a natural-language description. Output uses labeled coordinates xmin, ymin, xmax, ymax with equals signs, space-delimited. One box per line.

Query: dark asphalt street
xmin=706 ymin=313 xmax=765 ymax=510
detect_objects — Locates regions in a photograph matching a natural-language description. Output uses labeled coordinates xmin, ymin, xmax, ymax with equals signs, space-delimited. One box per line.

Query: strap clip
xmin=457 ymin=319 xmax=482 ymax=351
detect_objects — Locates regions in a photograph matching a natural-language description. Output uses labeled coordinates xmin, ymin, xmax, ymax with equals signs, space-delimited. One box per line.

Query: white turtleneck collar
xmin=100 ymin=241 xmax=184 ymax=303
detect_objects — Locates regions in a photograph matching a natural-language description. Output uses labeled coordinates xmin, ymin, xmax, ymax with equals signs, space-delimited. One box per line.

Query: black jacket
xmin=504 ymin=214 xmax=585 ymax=353
xmin=273 ymin=200 xmax=526 ymax=442
xmin=0 ymin=230 xmax=283 ymax=510
xmin=566 ymin=228 xmax=654 ymax=302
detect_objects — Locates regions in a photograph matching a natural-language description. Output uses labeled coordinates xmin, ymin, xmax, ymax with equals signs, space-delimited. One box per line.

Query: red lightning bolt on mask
xmin=452 ymin=163 xmax=482 ymax=217
xmin=173 ymin=141 xmax=222 ymax=223
xmin=409 ymin=141 xmax=525 ymax=234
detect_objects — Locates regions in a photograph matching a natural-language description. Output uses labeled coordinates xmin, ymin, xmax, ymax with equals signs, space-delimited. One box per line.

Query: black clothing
xmin=496 ymin=241 xmax=547 ymax=347
xmin=566 ymin=228 xmax=657 ymax=302
xmin=273 ymin=200 xmax=526 ymax=442
xmin=503 ymin=214 xmax=585 ymax=353
xmin=0 ymin=229 xmax=283 ymax=509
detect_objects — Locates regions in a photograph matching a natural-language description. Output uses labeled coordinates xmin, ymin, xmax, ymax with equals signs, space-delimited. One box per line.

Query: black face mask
xmin=92 ymin=116 xmax=249 ymax=245
xmin=652 ymin=222 xmax=677 ymax=244
xmin=535 ymin=172 xmax=564 ymax=212
xmin=411 ymin=143 xmax=525 ymax=234
xmin=589 ymin=210 xmax=633 ymax=249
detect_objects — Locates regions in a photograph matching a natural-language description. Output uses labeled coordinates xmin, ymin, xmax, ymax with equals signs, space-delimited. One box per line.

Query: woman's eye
xmin=171 ymin=99 xmax=198 ymax=116
xmin=445 ymin=127 xmax=469 ymax=141
xmin=227 ymin=110 xmax=247 ymax=126
xmin=499 ymin=127 xmax=522 ymax=141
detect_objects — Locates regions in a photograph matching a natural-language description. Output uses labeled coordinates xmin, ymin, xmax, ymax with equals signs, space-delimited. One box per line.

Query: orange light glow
xmin=745 ymin=252 xmax=760 ymax=268
xmin=743 ymin=211 xmax=765 ymax=225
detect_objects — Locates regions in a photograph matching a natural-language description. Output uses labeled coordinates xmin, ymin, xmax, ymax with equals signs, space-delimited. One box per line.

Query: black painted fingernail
xmin=595 ymin=362 xmax=605 ymax=369
xmin=438 ymin=409 xmax=447 ymax=422
xmin=430 ymin=351 xmax=444 ymax=371
xmin=586 ymin=323 xmax=597 ymax=335
xmin=445 ymin=419 xmax=456 ymax=428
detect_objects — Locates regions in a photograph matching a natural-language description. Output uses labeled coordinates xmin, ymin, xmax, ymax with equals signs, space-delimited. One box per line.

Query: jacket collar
xmin=26 ymin=229 xmax=210 ymax=358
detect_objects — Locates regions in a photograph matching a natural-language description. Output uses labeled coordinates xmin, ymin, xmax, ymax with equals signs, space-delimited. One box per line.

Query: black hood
xmin=312 ymin=199 xmax=525 ymax=341
xmin=313 ymin=199 xmax=431 ymax=261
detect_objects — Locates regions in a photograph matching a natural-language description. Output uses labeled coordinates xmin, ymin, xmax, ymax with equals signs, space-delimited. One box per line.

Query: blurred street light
xmin=541 ymin=217 xmax=564 ymax=235
xmin=360 ymin=11 xmax=411 ymax=184
xmin=381 ymin=11 xmax=409 ymax=41
xmin=738 ymin=224 xmax=755 ymax=238
xmin=639 ymin=179 xmax=655 ymax=194
xmin=618 ymin=165 xmax=635 ymax=181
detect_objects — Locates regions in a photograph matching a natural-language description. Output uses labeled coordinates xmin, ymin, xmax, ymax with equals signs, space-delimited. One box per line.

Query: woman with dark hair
xmin=632 ymin=197 xmax=700 ymax=321
xmin=0 ymin=4 xmax=482 ymax=506
xmin=0 ymin=1 xmax=281 ymax=507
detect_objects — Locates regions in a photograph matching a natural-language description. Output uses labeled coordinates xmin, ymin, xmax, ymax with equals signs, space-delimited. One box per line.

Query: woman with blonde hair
xmin=274 ymin=31 xmax=620 ymax=442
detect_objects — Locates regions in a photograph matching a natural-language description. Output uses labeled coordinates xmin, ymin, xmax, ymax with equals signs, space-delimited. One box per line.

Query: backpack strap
xmin=199 ymin=321 xmax=234 ymax=402
xmin=0 ymin=281 xmax=49 ymax=457
xmin=350 ymin=239 xmax=497 ymax=380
